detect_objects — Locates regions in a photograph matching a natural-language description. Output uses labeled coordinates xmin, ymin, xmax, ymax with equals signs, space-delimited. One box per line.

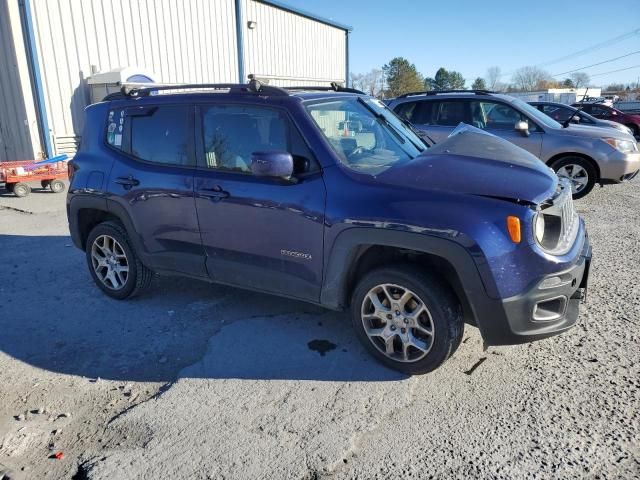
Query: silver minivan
xmin=388 ymin=90 xmax=640 ymax=199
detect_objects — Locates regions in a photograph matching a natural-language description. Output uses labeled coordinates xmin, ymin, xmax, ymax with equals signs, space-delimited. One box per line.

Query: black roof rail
xmin=285 ymin=83 xmax=366 ymax=95
xmin=397 ymin=89 xmax=495 ymax=99
xmin=117 ymin=77 xmax=289 ymax=99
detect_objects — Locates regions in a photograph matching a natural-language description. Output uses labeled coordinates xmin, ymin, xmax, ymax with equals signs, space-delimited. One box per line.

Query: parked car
xmin=529 ymin=101 xmax=634 ymax=137
xmin=388 ymin=90 xmax=639 ymax=198
xmin=571 ymin=102 xmax=640 ymax=139
xmin=67 ymin=81 xmax=591 ymax=375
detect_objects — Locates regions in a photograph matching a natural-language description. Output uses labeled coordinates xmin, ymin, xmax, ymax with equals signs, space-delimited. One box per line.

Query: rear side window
xmin=106 ymin=105 xmax=192 ymax=166
xmin=394 ymin=101 xmax=433 ymax=125
xmin=432 ymin=101 xmax=468 ymax=126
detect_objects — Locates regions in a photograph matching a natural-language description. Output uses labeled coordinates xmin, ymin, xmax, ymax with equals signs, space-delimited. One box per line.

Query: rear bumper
xmin=478 ymin=235 xmax=591 ymax=346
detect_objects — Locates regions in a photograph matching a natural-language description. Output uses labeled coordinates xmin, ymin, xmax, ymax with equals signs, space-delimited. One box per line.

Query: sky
xmin=283 ymin=0 xmax=640 ymax=87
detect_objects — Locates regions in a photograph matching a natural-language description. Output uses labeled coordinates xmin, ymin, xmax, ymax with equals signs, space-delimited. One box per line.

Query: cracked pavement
xmin=0 ymin=182 xmax=639 ymax=479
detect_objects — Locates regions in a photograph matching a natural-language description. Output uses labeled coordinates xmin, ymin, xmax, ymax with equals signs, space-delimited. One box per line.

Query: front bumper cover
xmin=478 ymin=235 xmax=592 ymax=346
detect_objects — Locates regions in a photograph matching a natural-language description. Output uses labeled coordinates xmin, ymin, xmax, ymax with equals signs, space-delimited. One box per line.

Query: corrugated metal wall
xmin=29 ymin=0 xmax=239 ymax=155
xmin=242 ymin=0 xmax=346 ymax=86
xmin=0 ymin=0 xmax=39 ymax=161
xmin=3 ymin=0 xmax=348 ymax=159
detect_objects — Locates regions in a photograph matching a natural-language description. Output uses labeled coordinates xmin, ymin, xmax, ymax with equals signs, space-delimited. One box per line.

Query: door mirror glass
xmin=251 ymin=151 xmax=293 ymax=178
xmin=514 ymin=120 xmax=530 ymax=136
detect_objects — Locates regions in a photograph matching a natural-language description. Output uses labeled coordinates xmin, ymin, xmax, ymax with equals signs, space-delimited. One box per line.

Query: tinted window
xmin=590 ymin=105 xmax=610 ymax=117
xmin=541 ymin=105 xmax=573 ymax=122
xmin=201 ymin=105 xmax=305 ymax=174
xmin=433 ymin=101 xmax=468 ymax=126
xmin=394 ymin=101 xmax=433 ymax=124
xmin=129 ymin=106 xmax=190 ymax=165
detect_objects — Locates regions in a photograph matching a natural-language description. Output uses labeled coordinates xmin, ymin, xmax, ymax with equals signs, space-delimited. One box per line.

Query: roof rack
xmin=285 ymin=83 xmax=366 ymax=95
xmin=115 ymin=77 xmax=289 ymax=99
xmin=397 ymin=89 xmax=495 ymax=99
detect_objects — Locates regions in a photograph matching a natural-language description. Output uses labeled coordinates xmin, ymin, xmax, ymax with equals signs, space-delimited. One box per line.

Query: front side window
xmin=305 ymin=97 xmax=425 ymax=174
xmin=541 ymin=105 xmax=573 ymax=122
xmin=200 ymin=105 xmax=288 ymax=173
xmin=470 ymin=100 xmax=543 ymax=132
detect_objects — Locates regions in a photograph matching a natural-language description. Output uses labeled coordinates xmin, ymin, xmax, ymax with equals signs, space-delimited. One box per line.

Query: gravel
xmin=0 ymin=182 xmax=638 ymax=479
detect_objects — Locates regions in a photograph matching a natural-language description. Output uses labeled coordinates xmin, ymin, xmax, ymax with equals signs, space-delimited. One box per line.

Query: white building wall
xmin=242 ymin=0 xmax=346 ymax=86
xmin=0 ymin=0 xmax=40 ymax=160
xmin=28 ymin=0 xmax=239 ymax=155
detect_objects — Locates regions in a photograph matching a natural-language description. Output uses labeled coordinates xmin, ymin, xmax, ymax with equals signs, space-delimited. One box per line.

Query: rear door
xmin=396 ymin=99 xmax=469 ymax=143
xmin=470 ymin=100 xmax=544 ymax=157
xmin=105 ymin=104 xmax=205 ymax=277
xmin=192 ymin=102 xmax=326 ymax=302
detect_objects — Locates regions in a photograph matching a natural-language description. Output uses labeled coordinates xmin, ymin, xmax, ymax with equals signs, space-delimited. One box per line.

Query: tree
xmin=569 ymin=72 xmax=590 ymax=89
xmin=512 ymin=66 xmax=552 ymax=91
xmin=471 ymin=77 xmax=487 ymax=90
xmin=562 ymin=78 xmax=575 ymax=88
xmin=382 ymin=57 xmax=424 ymax=97
xmin=486 ymin=66 xmax=502 ymax=90
xmin=350 ymin=69 xmax=384 ymax=97
xmin=425 ymin=67 xmax=466 ymax=90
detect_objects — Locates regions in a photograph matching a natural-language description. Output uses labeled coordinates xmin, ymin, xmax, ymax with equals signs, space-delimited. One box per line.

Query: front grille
xmin=538 ymin=179 xmax=580 ymax=256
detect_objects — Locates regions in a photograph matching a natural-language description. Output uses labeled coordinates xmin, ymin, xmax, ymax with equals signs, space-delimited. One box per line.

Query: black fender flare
xmin=320 ymin=227 xmax=504 ymax=342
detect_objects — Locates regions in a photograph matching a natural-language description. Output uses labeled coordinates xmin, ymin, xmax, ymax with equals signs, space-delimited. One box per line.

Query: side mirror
xmin=611 ymin=110 xmax=618 ymax=116
xmin=514 ymin=120 xmax=530 ymax=137
xmin=570 ymin=115 xmax=580 ymax=124
xmin=250 ymin=151 xmax=293 ymax=179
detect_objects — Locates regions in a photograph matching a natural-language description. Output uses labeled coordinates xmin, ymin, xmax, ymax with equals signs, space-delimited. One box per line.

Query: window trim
xmin=104 ymin=103 xmax=197 ymax=169
xmin=193 ymin=100 xmax=321 ymax=177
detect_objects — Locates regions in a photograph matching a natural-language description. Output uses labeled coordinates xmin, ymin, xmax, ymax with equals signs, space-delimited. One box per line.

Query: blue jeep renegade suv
xmin=67 ymin=79 xmax=591 ymax=374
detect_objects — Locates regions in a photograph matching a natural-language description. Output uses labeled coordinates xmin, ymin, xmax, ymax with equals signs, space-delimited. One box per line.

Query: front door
xmin=105 ymin=104 xmax=205 ymax=276
xmin=193 ymin=103 xmax=326 ymax=302
xmin=470 ymin=100 xmax=544 ymax=157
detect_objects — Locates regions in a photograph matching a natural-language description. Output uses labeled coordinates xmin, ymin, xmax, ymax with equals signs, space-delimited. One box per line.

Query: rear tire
xmin=13 ymin=183 xmax=31 ymax=197
xmin=85 ymin=221 xmax=153 ymax=300
xmin=549 ymin=156 xmax=596 ymax=200
xmin=50 ymin=179 xmax=65 ymax=193
xmin=351 ymin=265 xmax=464 ymax=375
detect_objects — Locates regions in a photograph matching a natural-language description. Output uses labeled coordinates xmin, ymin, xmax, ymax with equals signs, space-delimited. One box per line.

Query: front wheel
xmin=351 ymin=266 xmax=463 ymax=375
xmin=85 ymin=221 xmax=152 ymax=299
xmin=550 ymin=156 xmax=596 ymax=200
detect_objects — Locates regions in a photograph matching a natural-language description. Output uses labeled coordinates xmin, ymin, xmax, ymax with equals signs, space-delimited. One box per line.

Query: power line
xmin=552 ymin=50 xmax=640 ymax=77
xmin=588 ymin=64 xmax=640 ymax=77
xmin=539 ymin=28 xmax=640 ymax=67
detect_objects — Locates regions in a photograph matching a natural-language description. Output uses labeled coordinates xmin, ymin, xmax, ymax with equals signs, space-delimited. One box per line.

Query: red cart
xmin=0 ymin=155 xmax=69 ymax=197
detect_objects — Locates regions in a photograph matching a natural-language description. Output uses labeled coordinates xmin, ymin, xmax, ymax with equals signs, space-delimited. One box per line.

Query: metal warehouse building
xmin=0 ymin=0 xmax=351 ymax=161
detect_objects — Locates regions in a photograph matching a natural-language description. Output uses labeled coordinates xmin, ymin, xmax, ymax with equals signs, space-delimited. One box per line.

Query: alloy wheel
xmin=556 ymin=164 xmax=589 ymax=194
xmin=360 ymin=283 xmax=434 ymax=363
xmin=91 ymin=235 xmax=129 ymax=290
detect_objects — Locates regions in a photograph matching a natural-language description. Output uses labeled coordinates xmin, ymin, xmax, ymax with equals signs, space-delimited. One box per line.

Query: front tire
xmin=549 ymin=156 xmax=596 ymax=200
xmin=351 ymin=266 xmax=463 ymax=375
xmin=85 ymin=221 xmax=152 ymax=299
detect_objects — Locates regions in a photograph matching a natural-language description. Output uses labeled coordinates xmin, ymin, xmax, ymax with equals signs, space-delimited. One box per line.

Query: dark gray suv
xmin=388 ymin=90 xmax=639 ymax=199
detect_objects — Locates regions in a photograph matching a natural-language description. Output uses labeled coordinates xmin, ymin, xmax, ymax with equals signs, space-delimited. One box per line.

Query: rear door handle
xmin=197 ymin=186 xmax=229 ymax=201
xmin=115 ymin=176 xmax=140 ymax=189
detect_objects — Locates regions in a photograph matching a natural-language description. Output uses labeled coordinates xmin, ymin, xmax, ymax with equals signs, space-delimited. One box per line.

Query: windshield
xmin=304 ymin=97 xmax=427 ymax=174
xmin=511 ymin=98 xmax=563 ymax=129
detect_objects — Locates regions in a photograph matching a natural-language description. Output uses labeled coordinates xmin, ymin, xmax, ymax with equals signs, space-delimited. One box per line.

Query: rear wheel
xmin=85 ymin=221 xmax=152 ymax=299
xmin=550 ymin=156 xmax=596 ymax=200
xmin=351 ymin=266 xmax=463 ymax=375
xmin=50 ymin=179 xmax=65 ymax=193
xmin=13 ymin=183 xmax=31 ymax=197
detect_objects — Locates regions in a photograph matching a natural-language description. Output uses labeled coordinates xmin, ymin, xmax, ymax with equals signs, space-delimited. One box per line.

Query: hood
xmin=558 ymin=122 xmax=635 ymax=140
xmin=378 ymin=124 xmax=557 ymax=205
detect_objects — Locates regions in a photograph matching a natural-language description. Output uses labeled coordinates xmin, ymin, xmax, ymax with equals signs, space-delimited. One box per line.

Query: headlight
xmin=534 ymin=213 xmax=545 ymax=243
xmin=602 ymin=137 xmax=638 ymax=153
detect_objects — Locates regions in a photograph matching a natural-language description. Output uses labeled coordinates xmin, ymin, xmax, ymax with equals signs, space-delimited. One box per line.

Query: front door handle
xmin=115 ymin=175 xmax=140 ymax=189
xmin=197 ymin=186 xmax=230 ymax=201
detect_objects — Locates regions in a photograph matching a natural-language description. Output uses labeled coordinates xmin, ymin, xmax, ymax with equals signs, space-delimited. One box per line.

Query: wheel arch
xmin=321 ymin=228 xmax=500 ymax=328
xmin=546 ymin=152 xmax=601 ymax=182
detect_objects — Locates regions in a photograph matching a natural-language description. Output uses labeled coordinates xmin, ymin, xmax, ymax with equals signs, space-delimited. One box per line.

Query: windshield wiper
xmin=398 ymin=116 xmax=435 ymax=147
xmin=357 ymin=98 xmax=426 ymax=152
